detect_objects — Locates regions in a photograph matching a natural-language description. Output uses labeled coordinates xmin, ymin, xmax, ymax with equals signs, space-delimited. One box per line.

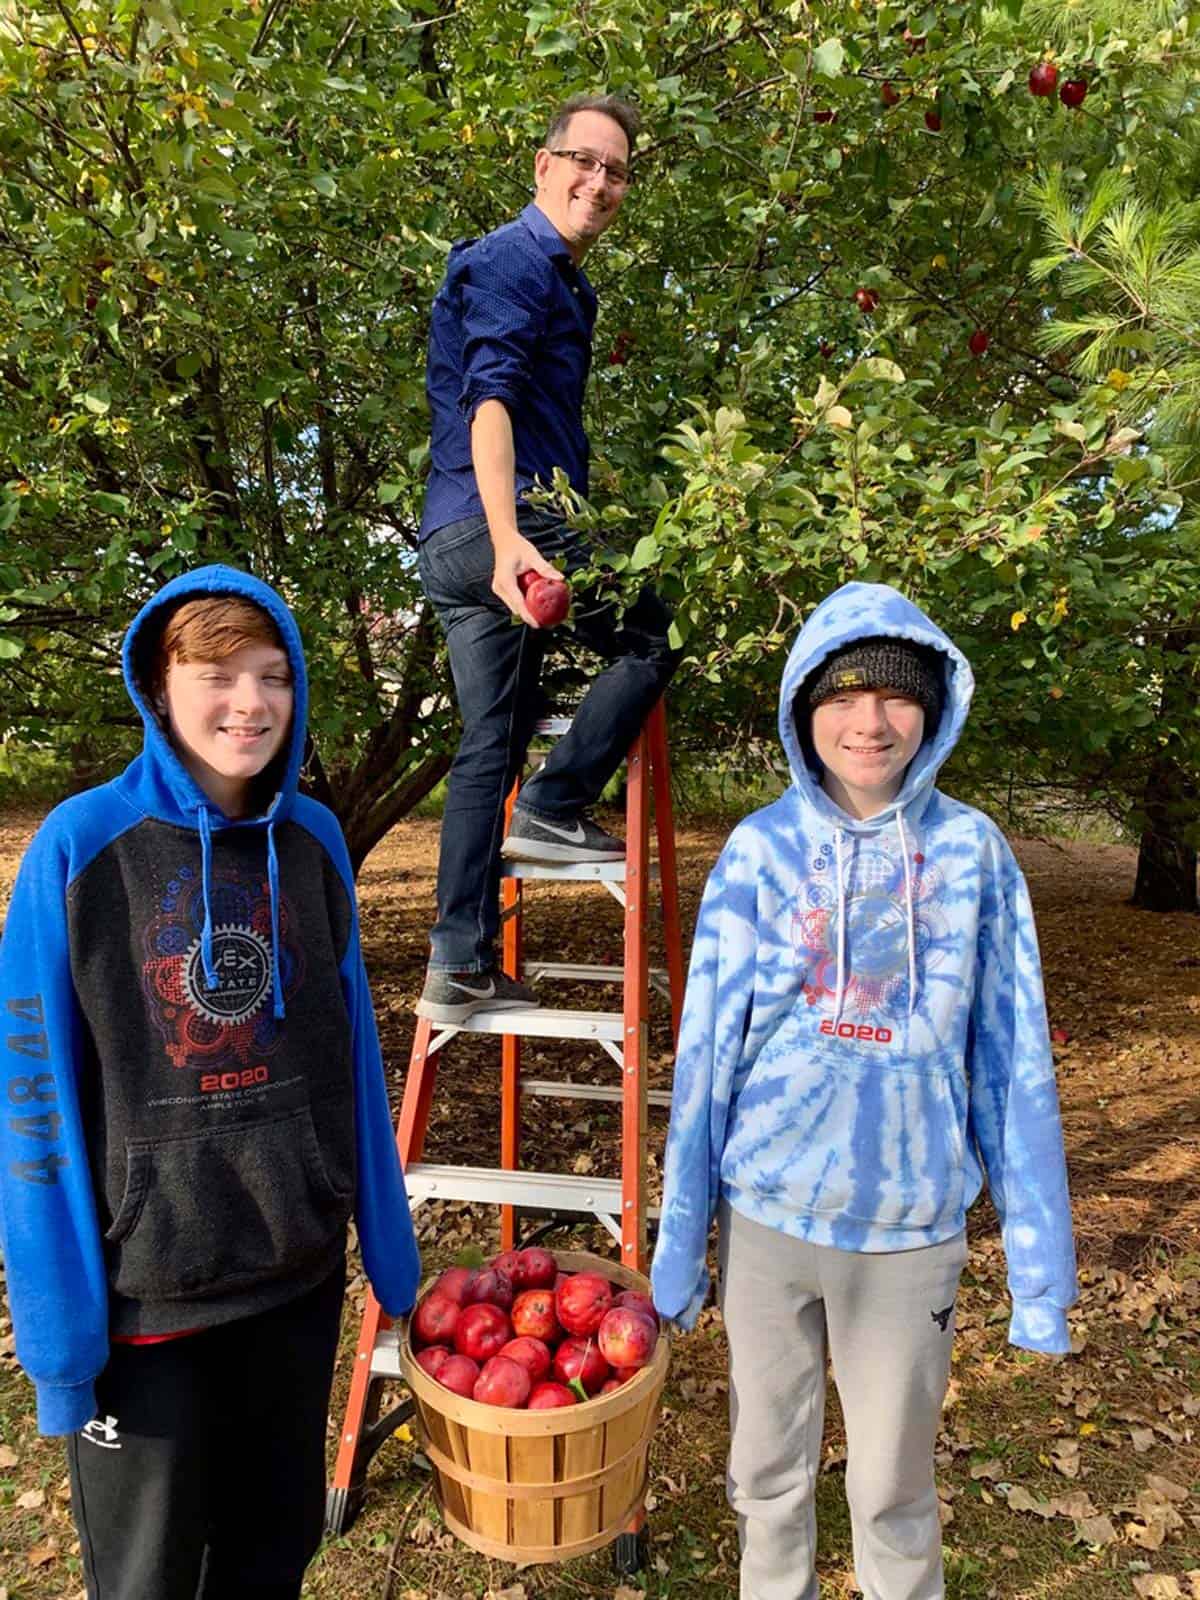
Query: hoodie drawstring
xmin=198 ymin=805 xmax=218 ymax=991
xmin=832 ymin=828 xmax=847 ymax=1024
xmin=199 ymin=803 xmax=286 ymax=1020
xmin=267 ymin=817 xmax=285 ymax=1021
xmin=897 ymin=813 xmax=918 ymax=1016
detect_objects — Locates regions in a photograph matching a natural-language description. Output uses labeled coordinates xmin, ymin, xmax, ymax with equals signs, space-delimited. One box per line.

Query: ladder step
xmin=533 ymin=716 xmax=574 ymax=736
xmin=433 ymin=1005 xmax=623 ymax=1042
xmin=405 ymin=1161 xmax=662 ymax=1220
xmin=372 ymin=1325 xmax=405 ymax=1379
xmin=525 ymin=961 xmax=669 ymax=987
xmin=521 ymin=1078 xmax=672 ymax=1108
xmin=501 ymin=859 xmax=656 ymax=883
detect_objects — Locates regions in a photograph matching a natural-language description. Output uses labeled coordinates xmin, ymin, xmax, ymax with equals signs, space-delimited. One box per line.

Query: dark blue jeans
xmin=418 ymin=507 xmax=679 ymax=973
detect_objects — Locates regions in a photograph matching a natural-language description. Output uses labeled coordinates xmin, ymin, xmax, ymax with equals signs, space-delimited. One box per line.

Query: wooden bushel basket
xmin=398 ymin=1250 xmax=669 ymax=1564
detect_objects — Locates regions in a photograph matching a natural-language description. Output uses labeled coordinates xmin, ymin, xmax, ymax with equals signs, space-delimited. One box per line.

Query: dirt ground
xmin=1 ymin=809 xmax=1198 ymax=1599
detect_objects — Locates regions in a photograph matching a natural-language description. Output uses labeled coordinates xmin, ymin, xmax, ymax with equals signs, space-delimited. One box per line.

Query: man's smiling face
xmin=533 ymin=109 xmax=630 ymax=262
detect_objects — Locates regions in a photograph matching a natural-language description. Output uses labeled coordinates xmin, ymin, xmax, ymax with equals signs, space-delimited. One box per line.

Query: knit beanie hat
xmin=805 ymin=637 xmax=944 ymax=727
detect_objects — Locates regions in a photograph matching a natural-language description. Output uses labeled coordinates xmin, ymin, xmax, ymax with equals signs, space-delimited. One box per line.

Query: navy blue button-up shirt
xmin=419 ymin=203 xmax=598 ymax=539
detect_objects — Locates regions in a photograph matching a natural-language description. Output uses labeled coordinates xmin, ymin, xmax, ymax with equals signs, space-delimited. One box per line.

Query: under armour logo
xmin=81 ymin=1414 xmax=121 ymax=1449
xmin=930 ymin=1304 xmax=955 ymax=1333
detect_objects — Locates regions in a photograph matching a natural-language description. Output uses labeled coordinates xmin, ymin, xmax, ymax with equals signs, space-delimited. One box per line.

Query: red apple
xmin=555 ymin=1271 xmax=614 ymax=1337
xmin=517 ymin=1247 xmax=557 ymax=1289
xmin=924 ymin=108 xmax=941 ymax=132
xmin=853 ymin=287 xmax=879 ymax=314
xmin=465 ymin=1266 xmax=514 ymax=1311
xmin=598 ymin=1376 xmax=625 ymax=1395
xmin=415 ymin=1345 xmax=452 ymax=1378
xmin=517 ymin=570 xmax=570 ymax=628
xmin=1029 ymin=61 xmax=1058 ymax=97
xmin=511 ymin=1288 xmax=560 ymax=1344
xmin=473 ymin=1355 xmax=532 ymax=1409
xmin=553 ymin=1335 xmax=610 ymax=1395
xmin=813 ymin=108 xmax=836 ymax=124
xmin=598 ymin=1307 xmax=658 ymax=1371
xmin=491 ymin=1249 xmax=523 ymax=1282
xmin=436 ymin=1353 xmax=480 ymax=1397
xmin=818 ymin=339 xmax=835 ymax=359
xmin=528 ymin=1381 xmax=577 ymax=1410
xmin=412 ymin=1288 xmax=459 ymax=1347
xmin=615 ymin=1290 xmax=658 ymax=1324
xmin=1051 ymin=1027 xmax=1071 ymax=1045
xmin=455 ymin=1302 xmax=511 ymax=1363
xmin=902 ymin=27 xmax=926 ymax=53
xmin=968 ymin=328 xmax=990 ymax=356
xmin=499 ymin=1336 xmax=552 ymax=1384
xmin=612 ymin=1365 xmax=644 ymax=1383
xmin=434 ymin=1266 xmax=478 ymax=1305
xmin=1060 ymin=77 xmax=1088 ymax=108
xmin=881 ymin=82 xmax=900 ymax=108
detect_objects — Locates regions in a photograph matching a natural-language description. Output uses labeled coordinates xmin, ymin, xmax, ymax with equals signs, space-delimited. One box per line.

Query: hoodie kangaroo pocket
xmin=725 ymin=1055 xmax=966 ymax=1231
xmin=105 ymin=1106 xmax=353 ymax=1301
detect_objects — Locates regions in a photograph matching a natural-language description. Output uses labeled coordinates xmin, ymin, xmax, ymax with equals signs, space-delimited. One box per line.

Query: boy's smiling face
xmin=163 ymin=643 xmax=293 ymax=817
xmin=811 ymin=687 xmax=925 ymax=818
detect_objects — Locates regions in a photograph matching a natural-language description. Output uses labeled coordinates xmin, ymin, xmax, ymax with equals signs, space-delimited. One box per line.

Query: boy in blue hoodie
xmin=0 ymin=566 xmax=420 ymax=1599
xmin=651 ymin=582 xmax=1076 ymax=1600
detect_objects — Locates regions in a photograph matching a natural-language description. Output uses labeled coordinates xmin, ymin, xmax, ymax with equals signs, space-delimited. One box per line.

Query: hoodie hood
xmin=121 ymin=564 xmax=309 ymax=829
xmin=778 ymin=581 xmax=974 ymax=833
xmin=119 ymin=565 xmax=310 ymax=1020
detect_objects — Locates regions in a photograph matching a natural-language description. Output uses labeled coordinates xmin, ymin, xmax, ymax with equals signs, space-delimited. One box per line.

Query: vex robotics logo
xmin=141 ymin=862 xmax=304 ymax=1071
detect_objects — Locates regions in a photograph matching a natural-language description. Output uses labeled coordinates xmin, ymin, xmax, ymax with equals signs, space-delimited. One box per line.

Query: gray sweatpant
xmin=717 ymin=1201 xmax=967 ymax=1600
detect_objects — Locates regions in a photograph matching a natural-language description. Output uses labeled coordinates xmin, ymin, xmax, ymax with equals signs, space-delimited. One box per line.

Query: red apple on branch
xmin=1060 ymin=78 xmax=1088 ymax=108
xmin=853 ymin=287 xmax=879 ymax=314
xmin=881 ymin=82 xmax=900 ymax=108
xmin=1028 ymin=61 xmax=1058 ymax=97
xmin=968 ymin=328 xmax=990 ymax=356
xmin=924 ymin=108 xmax=941 ymax=132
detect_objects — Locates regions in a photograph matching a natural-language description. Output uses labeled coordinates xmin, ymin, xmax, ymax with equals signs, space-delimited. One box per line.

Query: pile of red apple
xmin=408 ymin=1248 xmax=661 ymax=1412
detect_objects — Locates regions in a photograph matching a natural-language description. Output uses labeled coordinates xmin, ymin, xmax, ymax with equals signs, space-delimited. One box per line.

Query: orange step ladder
xmin=326 ymin=700 xmax=684 ymax=1546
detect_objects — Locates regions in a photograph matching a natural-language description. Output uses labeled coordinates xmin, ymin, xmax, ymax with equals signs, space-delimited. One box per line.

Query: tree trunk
xmin=1131 ymin=754 xmax=1198 ymax=913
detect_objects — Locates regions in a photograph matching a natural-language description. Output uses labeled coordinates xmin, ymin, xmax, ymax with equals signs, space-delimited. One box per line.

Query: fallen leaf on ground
xmin=1074 ymin=1514 xmax=1117 ymax=1546
xmin=969 ymin=1457 xmax=1004 ymax=1480
xmin=0 ymin=1445 xmax=17 ymax=1468
xmin=1147 ymin=1475 xmax=1190 ymax=1503
xmin=1130 ymin=1427 xmax=1157 ymax=1452
xmin=483 ymin=1587 xmax=526 ymax=1600
xmin=614 ymin=1588 xmax=643 ymax=1600
xmin=1006 ymin=1485 xmax=1055 ymax=1517
xmin=1132 ymin=1577 xmax=1181 ymax=1599
xmin=1051 ymin=1437 xmax=1081 ymax=1478
xmin=27 ymin=1539 xmax=57 ymax=1567
xmin=16 ymin=1487 xmax=45 ymax=1510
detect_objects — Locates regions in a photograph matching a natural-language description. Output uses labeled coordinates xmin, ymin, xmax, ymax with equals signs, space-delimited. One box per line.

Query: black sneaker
xmin=415 ymin=966 xmax=541 ymax=1025
xmin=500 ymin=809 xmax=625 ymax=864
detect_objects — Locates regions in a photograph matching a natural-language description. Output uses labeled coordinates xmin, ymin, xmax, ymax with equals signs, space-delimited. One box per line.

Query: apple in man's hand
xmin=518 ymin=568 xmax=570 ymax=628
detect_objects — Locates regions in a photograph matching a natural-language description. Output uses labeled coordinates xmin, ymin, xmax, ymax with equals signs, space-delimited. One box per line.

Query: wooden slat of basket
xmin=465 ymin=1426 xmax=509 ymax=1546
xmin=419 ymin=1403 xmax=471 ymax=1529
xmin=419 ymin=1429 xmax=650 ymax=1499
xmin=510 ymin=1431 xmax=555 ymax=1549
xmin=440 ymin=1483 xmax=648 ymax=1565
xmin=601 ymin=1388 xmax=651 ymax=1530
xmin=559 ymin=1414 xmax=605 ymax=1546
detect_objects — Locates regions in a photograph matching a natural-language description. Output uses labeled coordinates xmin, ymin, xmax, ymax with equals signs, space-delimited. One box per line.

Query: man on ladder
xmin=415 ymin=91 xmax=679 ymax=1028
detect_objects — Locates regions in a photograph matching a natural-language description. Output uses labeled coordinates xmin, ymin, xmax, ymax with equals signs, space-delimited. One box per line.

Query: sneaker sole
xmin=500 ymin=838 xmax=625 ymax=864
xmin=415 ymin=994 xmax=542 ymax=1025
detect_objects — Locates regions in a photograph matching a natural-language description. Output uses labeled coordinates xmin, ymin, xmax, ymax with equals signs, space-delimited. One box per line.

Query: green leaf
xmin=377 ymin=481 xmax=403 ymax=505
xmin=82 ymin=389 xmax=111 ymax=415
xmin=628 ymin=535 xmax=659 ymax=572
xmin=175 ymin=353 xmax=204 ymax=378
xmin=812 ymin=38 xmax=845 ymax=77
xmin=94 ymin=492 xmax=131 ymax=517
xmin=0 ymin=635 xmax=23 ymax=660
xmin=310 ymin=172 xmax=338 ymax=198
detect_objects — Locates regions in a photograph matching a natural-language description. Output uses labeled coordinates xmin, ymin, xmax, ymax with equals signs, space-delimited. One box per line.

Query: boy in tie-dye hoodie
xmin=651 ymin=582 xmax=1076 ymax=1600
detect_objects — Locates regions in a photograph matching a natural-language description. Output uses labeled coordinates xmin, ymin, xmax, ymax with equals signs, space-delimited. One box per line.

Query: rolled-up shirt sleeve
xmin=458 ymin=237 xmax=552 ymax=422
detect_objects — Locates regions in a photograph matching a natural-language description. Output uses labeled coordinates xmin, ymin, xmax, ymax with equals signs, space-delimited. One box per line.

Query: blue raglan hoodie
xmin=0 ymin=565 xmax=420 ymax=1435
xmin=651 ymin=583 xmax=1077 ymax=1353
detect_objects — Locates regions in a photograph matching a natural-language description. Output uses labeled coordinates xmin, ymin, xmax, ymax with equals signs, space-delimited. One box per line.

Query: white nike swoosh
xmin=448 ymin=978 xmax=495 ymax=999
xmin=530 ymin=819 xmax=587 ymax=844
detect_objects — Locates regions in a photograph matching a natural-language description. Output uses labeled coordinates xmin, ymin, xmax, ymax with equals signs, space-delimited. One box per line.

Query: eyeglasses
xmin=547 ymin=148 xmax=633 ymax=189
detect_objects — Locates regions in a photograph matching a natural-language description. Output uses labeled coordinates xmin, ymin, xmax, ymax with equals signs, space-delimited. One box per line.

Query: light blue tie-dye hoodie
xmin=651 ymin=582 xmax=1077 ymax=1354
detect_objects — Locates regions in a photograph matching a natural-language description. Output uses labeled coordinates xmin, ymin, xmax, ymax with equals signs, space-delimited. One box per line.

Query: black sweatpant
xmin=67 ymin=1266 xmax=345 ymax=1600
